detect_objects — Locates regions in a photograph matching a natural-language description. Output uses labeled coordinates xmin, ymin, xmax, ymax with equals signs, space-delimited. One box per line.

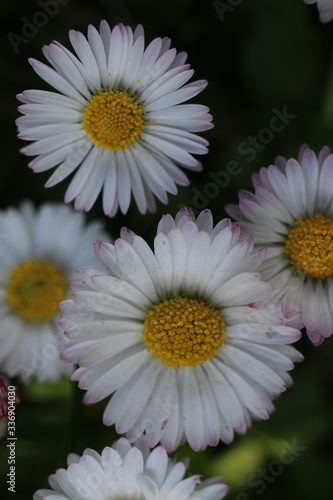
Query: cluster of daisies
xmin=0 ymin=6 xmax=332 ymax=498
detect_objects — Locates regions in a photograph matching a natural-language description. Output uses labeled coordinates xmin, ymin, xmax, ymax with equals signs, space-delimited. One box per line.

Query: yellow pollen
xmin=82 ymin=89 xmax=144 ymax=150
xmin=6 ymin=259 xmax=68 ymax=323
xmin=142 ymin=296 xmax=226 ymax=369
xmin=285 ymin=213 xmax=333 ymax=279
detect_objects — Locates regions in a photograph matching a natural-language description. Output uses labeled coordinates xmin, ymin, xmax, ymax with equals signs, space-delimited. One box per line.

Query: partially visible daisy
xmin=16 ymin=21 xmax=213 ymax=217
xmin=304 ymin=0 xmax=333 ymax=23
xmin=60 ymin=208 xmax=302 ymax=452
xmin=34 ymin=437 xmax=228 ymax=500
xmin=0 ymin=376 xmax=20 ymax=440
xmin=226 ymin=145 xmax=333 ymax=346
xmin=0 ymin=202 xmax=108 ymax=382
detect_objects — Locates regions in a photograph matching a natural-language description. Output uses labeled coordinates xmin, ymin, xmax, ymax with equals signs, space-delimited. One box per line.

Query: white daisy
xmin=304 ymin=0 xmax=333 ymax=23
xmin=16 ymin=21 xmax=213 ymax=216
xmin=33 ymin=437 xmax=228 ymax=500
xmin=0 ymin=201 xmax=108 ymax=383
xmin=226 ymin=145 xmax=333 ymax=346
xmin=60 ymin=207 xmax=302 ymax=452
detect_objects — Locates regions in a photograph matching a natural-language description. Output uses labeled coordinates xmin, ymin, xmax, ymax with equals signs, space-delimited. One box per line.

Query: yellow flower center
xmin=142 ymin=296 xmax=226 ymax=369
xmin=6 ymin=259 xmax=68 ymax=323
xmin=285 ymin=213 xmax=333 ymax=279
xmin=82 ymin=89 xmax=144 ymax=150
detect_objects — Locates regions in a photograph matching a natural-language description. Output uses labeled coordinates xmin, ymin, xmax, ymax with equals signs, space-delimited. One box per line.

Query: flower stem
xmin=57 ymin=382 xmax=83 ymax=468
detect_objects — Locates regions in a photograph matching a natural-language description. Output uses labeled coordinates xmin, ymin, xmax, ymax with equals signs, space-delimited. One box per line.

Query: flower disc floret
xmin=285 ymin=214 xmax=333 ymax=279
xmin=6 ymin=259 xmax=67 ymax=323
xmin=82 ymin=90 xmax=144 ymax=150
xmin=143 ymin=295 xmax=226 ymax=369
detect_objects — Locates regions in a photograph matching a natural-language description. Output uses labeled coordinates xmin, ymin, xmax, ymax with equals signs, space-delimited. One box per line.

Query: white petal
xmin=167 ymin=228 xmax=188 ymax=291
xmin=28 ymin=58 xmax=87 ymax=105
xmin=318 ymin=154 xmax=333 ymax=212
xmin=64 ymin=146 xmax=100 ymax=203
xmin=102 ymin=154 xmax=117 ymax=215
xmin=301 ymin=148 xmax=319 ymax=214
xmin=214 ymin=272 xmax=271 ymax=307
xmin=106 ymin=361 xmax=161 ymax=432
xmin=181 ymin=368 xmax=205 ymax=451
xmin=285 ymin=159 xmax=307 ymax=217
xmin=141 ymin=133 xmax=200 ymax=168
xmin=114 ymin=238 xmax=158 ymax=300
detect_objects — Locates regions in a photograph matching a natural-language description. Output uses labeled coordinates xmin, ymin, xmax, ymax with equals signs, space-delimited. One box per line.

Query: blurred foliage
xmin=1 ymin=0 xmax=333 ymax=498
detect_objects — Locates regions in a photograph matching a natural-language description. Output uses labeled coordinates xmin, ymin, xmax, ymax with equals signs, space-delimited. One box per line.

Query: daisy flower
xmin=60 ymin=207 xmax=302 ymax=452
xmin=226 ymin=145 xmax=333 ymax=346
xmin=16 ymin=21 xmax=213 ymax=216
xmin=304 ymin=0 xmax=333 ymax=23
xmin=0 ymin=201 xmax=108 ymax=383
xmin=33 ymin=437 xmax=228 ymax=500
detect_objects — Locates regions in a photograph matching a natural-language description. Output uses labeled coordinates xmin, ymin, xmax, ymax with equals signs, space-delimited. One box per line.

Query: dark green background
xmin=1 ymin=0 xmax=333 ymax=498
